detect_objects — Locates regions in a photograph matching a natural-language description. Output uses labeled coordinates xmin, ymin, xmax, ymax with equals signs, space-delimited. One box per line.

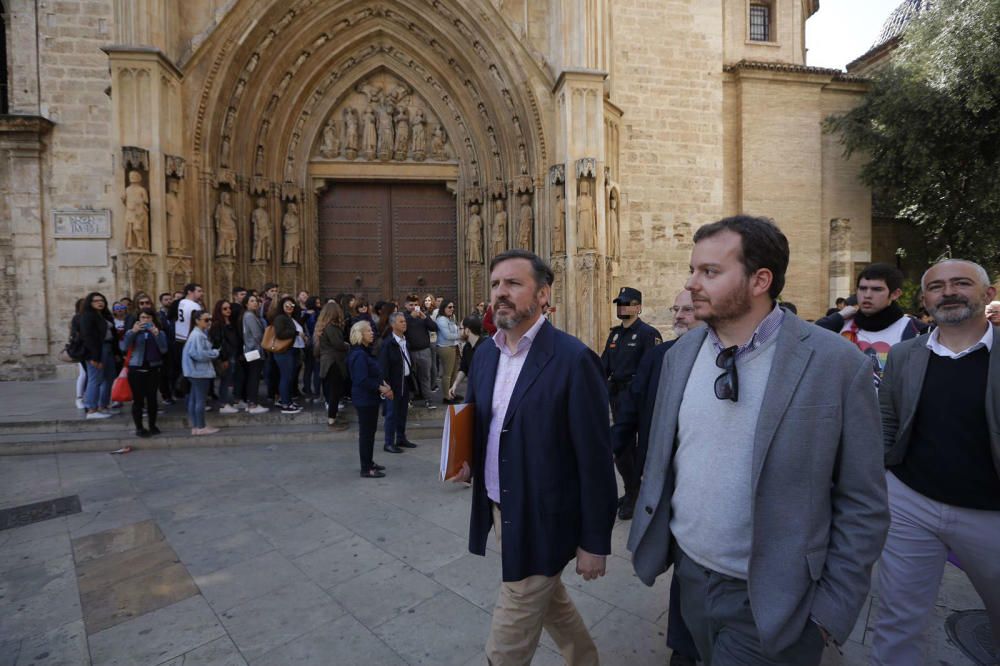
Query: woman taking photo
xmin=182 ymin=310 xmax=220 ymax=435
xmin=121 ymin=307 xmax=168 ymax=436
xmin=434 ymin=298 xmax=461 ymax=404
xmin=209 ymin=299 xmax=242 ymax=413
xmin=240 ymin=294 xmax=269 ymax=414
xmin=348 ymin=320 xmax=392 ymax=478
xmin=80 ymin=292 xmax=117 ymax=419
xmin=269 ymin=296 xmax=305 ymax=414
xmin=315 ymin=301 xmax=349 ymax=430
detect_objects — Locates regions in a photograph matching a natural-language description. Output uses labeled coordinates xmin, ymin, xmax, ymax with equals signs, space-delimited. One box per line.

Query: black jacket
xmin=272 ymin=313 xmax=298 ymax=341
xmin=377 ymin=334 xmax=411 ymax=395
xmin=403 ymin=312 xmax=438 ymax=351
xmin=79 ymin=310 xmax=114 ymax=362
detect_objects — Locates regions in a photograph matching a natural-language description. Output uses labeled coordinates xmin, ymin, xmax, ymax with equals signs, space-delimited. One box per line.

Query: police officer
xmin=601 ymin=286 xmax=661 ymax=520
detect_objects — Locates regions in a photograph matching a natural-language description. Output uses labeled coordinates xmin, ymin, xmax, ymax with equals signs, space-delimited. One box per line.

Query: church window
xmin=749 ymin=1 xmax=774 ymax=42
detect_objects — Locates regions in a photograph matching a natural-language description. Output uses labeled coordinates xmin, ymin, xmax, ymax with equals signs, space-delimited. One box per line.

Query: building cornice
xmin=724 ymin=59 xmax=868 ymax=83
xmin=0 ymin=115 xmax=55 ymax=135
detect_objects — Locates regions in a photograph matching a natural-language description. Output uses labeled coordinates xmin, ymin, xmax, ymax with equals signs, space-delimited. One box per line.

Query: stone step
xmin=0 ymin=420 xmax=445 ymax=456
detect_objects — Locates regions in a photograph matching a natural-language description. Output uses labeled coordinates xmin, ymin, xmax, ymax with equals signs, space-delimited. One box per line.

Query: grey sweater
xmin=670 ymin=331 xmax=779 ymax=579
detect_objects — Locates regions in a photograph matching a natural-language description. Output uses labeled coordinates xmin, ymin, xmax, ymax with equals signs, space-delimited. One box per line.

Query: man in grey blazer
xmin=628 ymin=215 xmax=889 ymax=664
xmin=871 ymin=259 xmax=1000 ymax=664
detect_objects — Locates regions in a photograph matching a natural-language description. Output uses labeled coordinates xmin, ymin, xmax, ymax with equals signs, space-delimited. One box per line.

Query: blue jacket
xmin=121 ymin=328 xmax=169 ymax=368
xmin=181 ymin=327 xmax=219 ymax=378
xmin=465 ymin=319 xmax=617 ymax=582
xmin=435 ymin=316 xmax=461 ymax=347
xmin=348 ymin=345 xmax=384 ymax=407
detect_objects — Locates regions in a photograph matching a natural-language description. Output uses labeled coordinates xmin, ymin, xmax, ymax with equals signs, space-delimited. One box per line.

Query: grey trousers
xmin=871 ymin=472 xmax=1000 ymax=665
xmin=409 ymin=347 xmax=433 ymax=401
xmin=674 ymin=549 xmax=825 ymax=666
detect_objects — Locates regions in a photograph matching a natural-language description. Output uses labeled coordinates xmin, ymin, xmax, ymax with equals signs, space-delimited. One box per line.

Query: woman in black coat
xmin=79 ymin=292 xmax=117 ymax=419
xmin=315 ymin=301 xmax=350 ymax=429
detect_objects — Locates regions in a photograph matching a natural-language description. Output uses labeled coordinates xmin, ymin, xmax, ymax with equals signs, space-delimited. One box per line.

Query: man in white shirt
xmin=172 ymin=283 xmax=203 ymax=397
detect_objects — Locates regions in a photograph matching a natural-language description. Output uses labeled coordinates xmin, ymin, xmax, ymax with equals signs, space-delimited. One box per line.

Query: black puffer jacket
xmin=79 ymin=310 xmax=114 ymax=362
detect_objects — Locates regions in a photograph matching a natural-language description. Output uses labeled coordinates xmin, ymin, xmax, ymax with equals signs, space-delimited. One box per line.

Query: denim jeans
xmin=84 ymin=343 xmax=115 ymax=410
xmin=186 ymin=377 xmax=210 ymax=428
xmin=274 ymin=349 xmax=298 ymax=405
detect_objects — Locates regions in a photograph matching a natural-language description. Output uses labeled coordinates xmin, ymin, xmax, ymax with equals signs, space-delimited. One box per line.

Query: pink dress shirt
xmin=486 ymin=314 xmax=547 ymax=503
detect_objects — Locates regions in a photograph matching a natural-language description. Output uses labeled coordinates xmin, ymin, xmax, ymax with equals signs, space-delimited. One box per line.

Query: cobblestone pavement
xmin=0 ymin=380 xmax=986 ymax=664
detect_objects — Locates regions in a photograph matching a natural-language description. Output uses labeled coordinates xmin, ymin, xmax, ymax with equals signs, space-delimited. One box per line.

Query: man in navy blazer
xmin=450 ymin=249 xmax=617 ymax=665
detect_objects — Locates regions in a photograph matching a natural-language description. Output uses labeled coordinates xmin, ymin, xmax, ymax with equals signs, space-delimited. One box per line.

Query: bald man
xmin=986 ymin=300 xmax=1000 ymax=325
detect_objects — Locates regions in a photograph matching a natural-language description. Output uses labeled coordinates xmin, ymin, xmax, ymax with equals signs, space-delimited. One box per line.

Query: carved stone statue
xmin=467 ymin=204 xmax=483 ymax=264
xmin=320 ymin=120 xmax=339 ymax=158
xmin=362 ymin=105 xmax=377 ymax=160
xmin=251 ymin=197 xmax=272 ymax=262
xmin=214 ymin=191 xmax=238 ymax=258
xmin=220 ymin=135 xmax=231 ymax=168
xmin=517 ymin=193 xmax=533 ymax=249
xmin=577 ymin=180 xmax=596 ymax=250
xmin=553 ymin=188 xmax=566 ymax=254
xmin=282 ymin=202 xmax=301 ymax=265
xmin=343 ymin=107 xmax=359 ymax=159
xmin=254 ymin=146 xmax=265 ymax=176
xmin=411 ymin=108 xmax=426 ymax=160
xmin=431 ymin=124 xmax=448 ymax=160
xmin=394 ymin=108 xmax=410 ymax=160
xmin=123 ymin=170 xmax=149 ymax=251
xmin=608 ymin=189 xmax=620 ymax=259
xmin=491 ymin=199 xmax=507 ymax=258
xmin=284 ymin=156 xmax=295 ymax=183
xmin=517 ymin=143 xmax=528 ymax=175
xmin=165 ymin=178 xmax=184 ymax=254
xmin=376 ymin=101 xmax=394 ymax=160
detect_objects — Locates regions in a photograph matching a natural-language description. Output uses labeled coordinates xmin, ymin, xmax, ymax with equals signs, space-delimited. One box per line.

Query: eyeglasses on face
xmin=714 ymin=345 xmax=739 ymax=402
xmin=670 ymin=306 xmax=695 ymax=314
xmin=201 ymin=317 xmax=213 ymax=323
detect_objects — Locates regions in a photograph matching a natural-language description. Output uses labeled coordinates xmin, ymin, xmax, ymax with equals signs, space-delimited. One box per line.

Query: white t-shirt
xmin=175 ymin=298 xmax=200 ymax=341
xmin=839 ymin=315 xmax=912 ymax=382
xmin=293 ymin=319 xmax=306 ymax=349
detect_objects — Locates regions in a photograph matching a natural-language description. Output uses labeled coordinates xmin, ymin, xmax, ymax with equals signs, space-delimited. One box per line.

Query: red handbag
xmin=110 ymin=349 xmax=133 ymax=403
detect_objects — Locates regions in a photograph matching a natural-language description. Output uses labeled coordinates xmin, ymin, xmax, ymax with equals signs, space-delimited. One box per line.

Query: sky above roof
xmin=806 ymin=0 xmax=902 ymax=70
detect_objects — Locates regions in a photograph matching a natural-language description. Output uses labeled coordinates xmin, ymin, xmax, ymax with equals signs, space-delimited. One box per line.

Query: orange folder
xmin=439 ymin=403 xmax=474 ymax=481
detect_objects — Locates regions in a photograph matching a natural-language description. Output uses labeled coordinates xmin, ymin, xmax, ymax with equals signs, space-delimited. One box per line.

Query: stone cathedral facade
xmin=0 ymin=0 xmax=871 ymax=378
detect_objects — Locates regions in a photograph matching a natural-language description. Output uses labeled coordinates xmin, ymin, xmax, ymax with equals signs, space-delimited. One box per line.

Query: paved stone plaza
xmin=0 ymin=381 xmax=988 ymax=665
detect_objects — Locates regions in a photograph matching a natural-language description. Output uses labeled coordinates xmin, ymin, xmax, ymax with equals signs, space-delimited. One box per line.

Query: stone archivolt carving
xmin=282 ymin=202 xmax=302 ymax=265
xmin=577 ymin=180 xmax=597 ymax=251
xmin=123 ymin=170 xmax=150 ymax=252
xmin=431 ymin=124 xmax=449 ymax=160
xmin=467 ymin=203 xmax=484 ymax=264
xmin=252 ymin=197 xmax=272 ymax=263
xmin=320 ymin=119 xmax=339 ymax=158
xmin=491 ymin=198 xmax=507 ymax=258
xmin=516 ymin=193 xmax=533 ymax=249
xmin=165 ymin=178 xmax=185 ymax=255
xmin=214 ymin=190 xmax=238 ymax=258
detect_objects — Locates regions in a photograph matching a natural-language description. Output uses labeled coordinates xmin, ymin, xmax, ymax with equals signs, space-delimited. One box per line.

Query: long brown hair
xmin=313 ymin=301 xmax=345 ymax=349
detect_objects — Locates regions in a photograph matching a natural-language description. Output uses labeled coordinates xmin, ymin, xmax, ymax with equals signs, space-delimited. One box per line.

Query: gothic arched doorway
xmin=317 ymin=181 xmax=458 ymax=301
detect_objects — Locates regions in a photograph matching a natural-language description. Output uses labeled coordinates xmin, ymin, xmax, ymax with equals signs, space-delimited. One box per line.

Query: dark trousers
xmin=302 ymin=345 xmax=321 ymax=395
xmin=158 ymin=350 xmax=174 ymax=401
xmin=383 ymin=382 xmax=409 ymax=446
xmin=611 ymin=393 xmax=641 ymax=503
xmin=324 ymin=370 xmax=346 ymax=419
xmin=674 ymin=548 xmax=824 ymax=665
xmin=266 ymin=353 xmax=279 ymax=402
xmin=667 ymin=573 xmax=700 ymax=660
xmin=244 ymin=358 xmax=263 ymax=405
xmin=127 ymin=367 xmax=160 ymax=431
xmin=172 ymin=340 xmax=188 ymax=396
xmin=356 ymin=404 xmax=379 ymax=472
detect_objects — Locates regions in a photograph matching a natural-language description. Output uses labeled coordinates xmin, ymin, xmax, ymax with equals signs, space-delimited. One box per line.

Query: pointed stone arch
xmin=181 ymin=0 xmax=554 ymax=305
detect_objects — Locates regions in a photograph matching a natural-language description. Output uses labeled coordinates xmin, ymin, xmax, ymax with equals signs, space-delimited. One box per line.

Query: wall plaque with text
xmin=52 ymin=209 xmax=112 ymax=239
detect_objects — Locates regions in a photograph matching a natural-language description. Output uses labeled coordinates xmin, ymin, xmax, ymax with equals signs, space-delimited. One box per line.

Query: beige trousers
xmin=486 ymin=504 xmax=599 ymax=666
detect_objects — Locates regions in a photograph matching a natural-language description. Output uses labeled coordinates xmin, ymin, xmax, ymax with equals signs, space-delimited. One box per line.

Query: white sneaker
xmin=86 ymin=411 xmax=112 ymax=420
xmin=75 ymin=398 xmax=85 ymax=409
xmin=234 ymin=401 xmax=248 ymax=409
xmin=248 ymin=405 xmax=269 ymax=414
xmin=218 ymin=405 xmax=239 ymax=414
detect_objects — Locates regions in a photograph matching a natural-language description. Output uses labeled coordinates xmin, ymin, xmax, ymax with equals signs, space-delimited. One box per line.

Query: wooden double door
xmin=317 ymin=182 xmax=458 ymax=302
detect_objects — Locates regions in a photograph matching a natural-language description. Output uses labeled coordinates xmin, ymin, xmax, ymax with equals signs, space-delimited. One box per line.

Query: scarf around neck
xmin=853 ymin=302 xmax=904 ymax=332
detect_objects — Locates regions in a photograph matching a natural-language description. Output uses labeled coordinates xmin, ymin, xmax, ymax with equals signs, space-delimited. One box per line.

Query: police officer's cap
xmin=613 ymin=287 xmax=642 ymax=304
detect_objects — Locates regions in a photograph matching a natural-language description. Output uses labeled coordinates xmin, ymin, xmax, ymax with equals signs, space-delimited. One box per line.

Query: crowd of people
xmin=61 ymin=217 xmax=1000 ymax=665
xmin=64 ymin=283 xmax=492 ymax=476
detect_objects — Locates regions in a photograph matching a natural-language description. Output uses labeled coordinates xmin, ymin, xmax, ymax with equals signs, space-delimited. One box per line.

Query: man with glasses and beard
xmin=628 ymin=215 xmax=888 ymax=664
xmin=449 ymin=249 xmax=616 ymax=665
xmin=871 ymin=259 xmax=1000 ymax=665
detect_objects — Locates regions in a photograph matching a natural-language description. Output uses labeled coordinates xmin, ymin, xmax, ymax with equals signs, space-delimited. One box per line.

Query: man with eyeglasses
xmin=628 ymin=215 xmax=888 ymax=664
xmin=600 ymin=286 xmax=662 ymax=521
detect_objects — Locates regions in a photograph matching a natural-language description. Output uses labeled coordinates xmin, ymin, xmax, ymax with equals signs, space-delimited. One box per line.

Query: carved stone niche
xmin=549 ymin=164 xmax=567 ymax=256
xmin=312 ymin=71 xmax=452 ymax=164
xmin=165 ymin=155 xmax=187 ymax=256
xmin=121 ymin=147 xmax=151 ymax=253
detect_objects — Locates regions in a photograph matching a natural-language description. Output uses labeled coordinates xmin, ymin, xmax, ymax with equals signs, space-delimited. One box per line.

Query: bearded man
xmin=628 ymin=215 xmax=888 ymax=664
xmin=871 ymin=259 xmax=1000 ymax=665
xmin=449 ymin=248 xmax=617 ymax=665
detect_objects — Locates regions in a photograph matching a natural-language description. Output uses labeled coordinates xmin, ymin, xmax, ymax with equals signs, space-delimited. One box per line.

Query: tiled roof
xmin=724 ymin=60 xmax=867 ymax=82
xmin=872 ymin=0 xmax=934 ymax=49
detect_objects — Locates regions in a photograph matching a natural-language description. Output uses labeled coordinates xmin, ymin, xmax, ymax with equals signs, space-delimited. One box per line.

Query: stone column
xmin=0 ymin=116 xmax=55 ymax=376
xmin=829 ymin=218 xmax=852 ymax=308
